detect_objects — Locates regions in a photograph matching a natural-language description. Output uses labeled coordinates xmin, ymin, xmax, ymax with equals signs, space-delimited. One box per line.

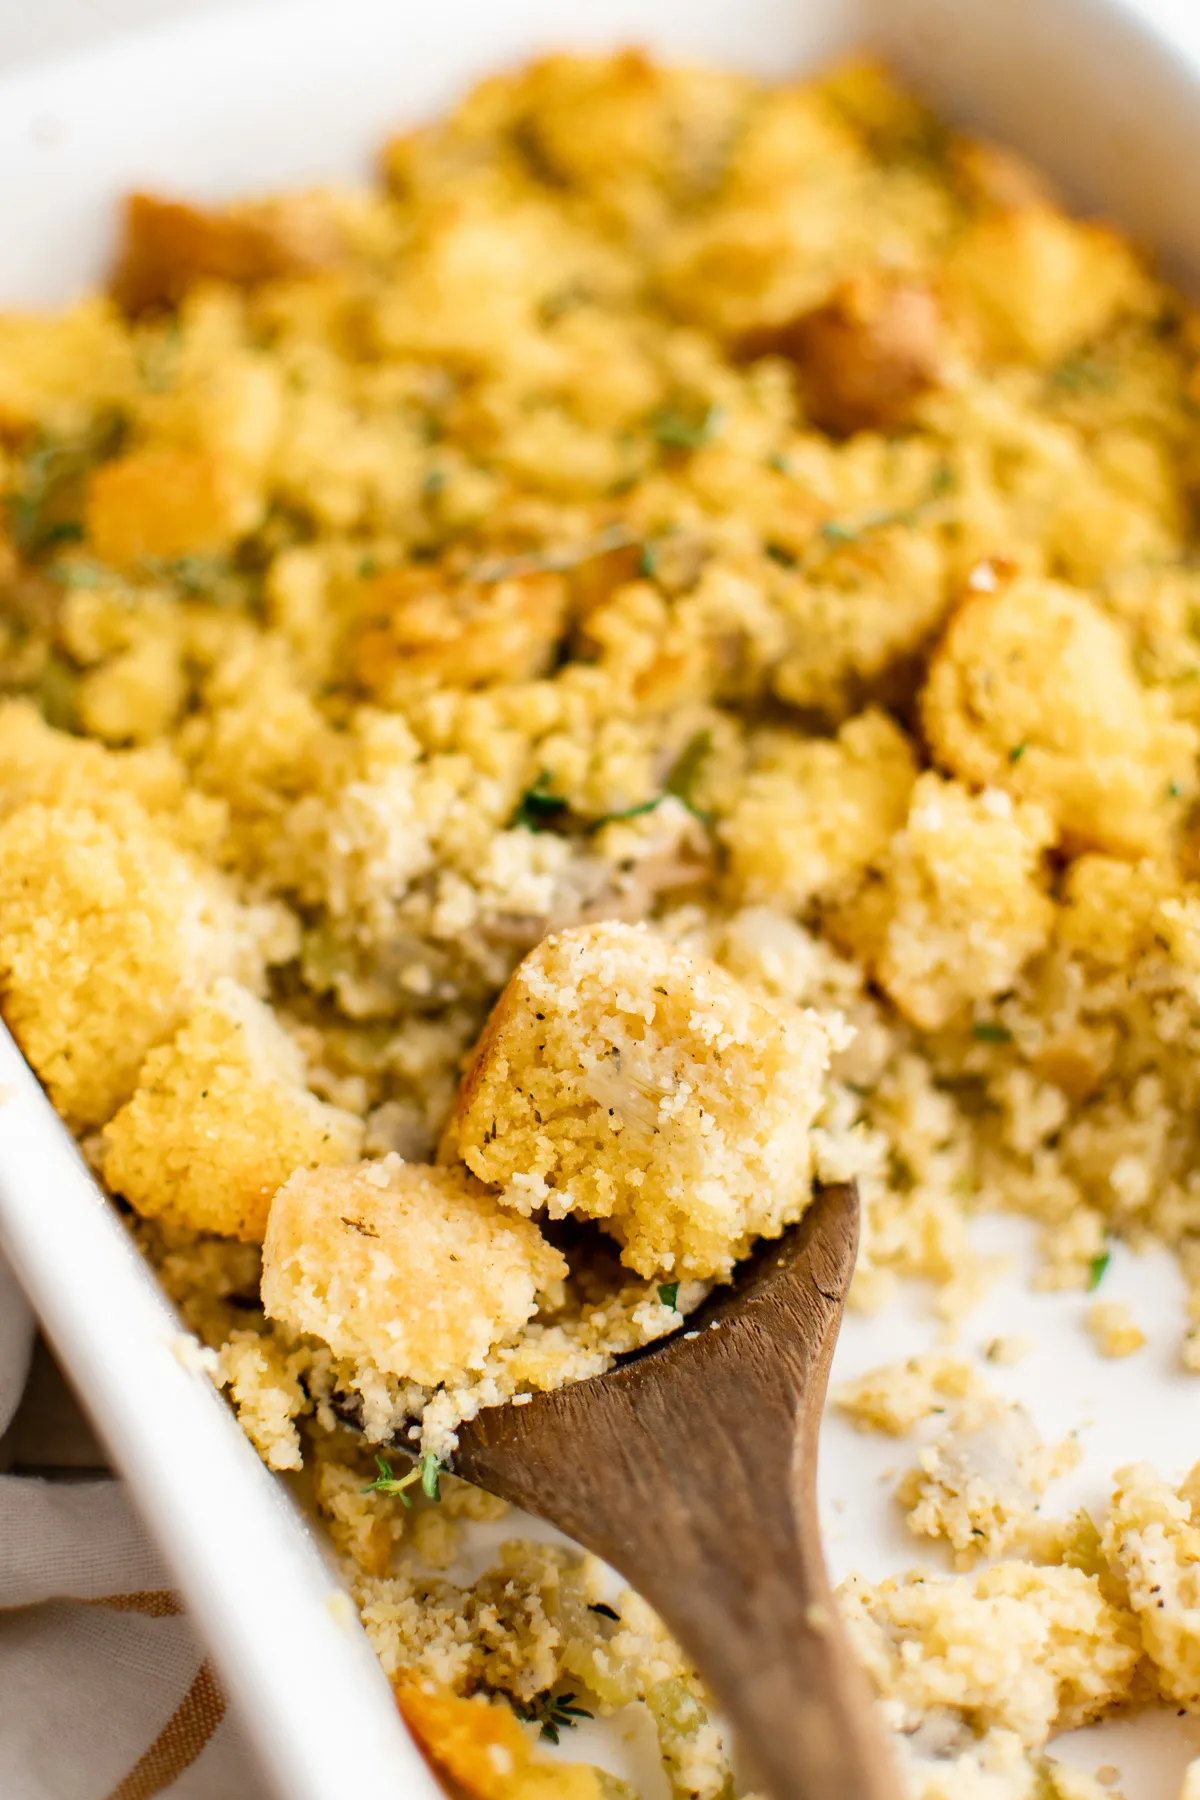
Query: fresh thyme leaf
xmin=650 ymin=403 xmax=724 ymax=452
xmin=1087 ymin=1248 xmax=1112 ymax=1292
xmin=588 ymin=1602 xmax=621 ymax=1621
xmin=1167 ymin=780 xmax=1184 ymax=799
xmin=47 ymin=556 xmax=114 ymax=589
xmin=420 ymin=1450 xmax=442 ymax=1502
xmin=361 ymin=1452 xmax=422 ymax=1506
xmin=505 ymin=1689 xmax=594 ymax=1744
xmin=1049 ymin=354 xmax=1116 ymax=396
xmin=6 ymin=418 xmax=124 ymax=560
xmin=140 ymin=553 xmax=236 ymax=602
xmin=588 ymin=797 xmax=664 ymax=830
xmin=38 ymin=652 xmax=81 ymax=733
xmin=587 ymin=730 xmax=716 ymax=832
xmin=640 ymin=540 xmax=661 ymax=579
xmin=665 ymin=729 xmax=713 ymax=816
xmin=972 ymin=1021 xmax=1013 ymax=1044
xmin=658 ymin=1282 xmax=680 ymax=1309
xmin=423 ymin=467 xmax=447 ymax=498
xmin=468 ymin=524 xmax=636 ymax=585
xmin=511 ymin=773 xmax=571 ymax=832
xmin=766 ymin=542 xmax=796 ymax=566
xmin=1008 ymin=743 xmax=1028 ymax=764
xmin=820 ymin=464 xmax=956 ymax=546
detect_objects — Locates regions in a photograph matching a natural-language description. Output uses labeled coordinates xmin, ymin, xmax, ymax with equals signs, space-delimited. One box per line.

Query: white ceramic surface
xmin=1 ymin=4 xmax=1200 ymax=1796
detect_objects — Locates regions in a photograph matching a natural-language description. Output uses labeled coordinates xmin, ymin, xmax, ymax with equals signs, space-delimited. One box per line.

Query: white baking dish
xmin=1 ymin=2 xmax=1200 ymax=1796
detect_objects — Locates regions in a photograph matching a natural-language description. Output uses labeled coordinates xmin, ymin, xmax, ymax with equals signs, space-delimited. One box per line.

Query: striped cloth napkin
xmin=0 ymin=1256 xmax=269 ymax=1800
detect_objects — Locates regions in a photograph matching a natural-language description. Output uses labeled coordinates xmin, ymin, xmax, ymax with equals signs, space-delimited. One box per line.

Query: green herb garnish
xmin=650 ymin=403 xmax=724 ymax=452
xmin=140 ymin=553 xmax=236 ymax=601
xmin=972 ymin=1021 xmax=1013 ymax=1045
xmin=658 ymin=1283 xmax=680 ymax=1310
xmin=1008 ymin=743 xmax=1028 ymax=763
xmin=47 ymin=556 xmax=114 ymax=589
xmin=6 ymin=419 xmax=123 ymax=560
xmin=509 ymin=1690 xmax=594 ymax=1745
xmin=588 ymin=730 xmax=715 ymax=833
xmin=1049 ymin=354 xmax=1116 ymax=396
xmin=820 ymin=463 xmax=955 ymax=546
xmin=1087 ymin=1248 xmax=1112 ymax=1292
xmin=511 ymin=773 xmax=571 ymax=832
xmin=588 ymin=1602 xmax=621 ymax=1621
xmin=664 ymin=729 xmax=712 ymax=811
xmin=468 ymin=523 xmax=635 ymax=585
xmin=361 ymin=1450 xmax=443 ymax=1506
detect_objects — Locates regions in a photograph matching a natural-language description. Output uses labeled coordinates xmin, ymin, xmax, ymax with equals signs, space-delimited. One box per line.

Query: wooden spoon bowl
xmin=380 ymin=1181 xmax=900 ymax=1799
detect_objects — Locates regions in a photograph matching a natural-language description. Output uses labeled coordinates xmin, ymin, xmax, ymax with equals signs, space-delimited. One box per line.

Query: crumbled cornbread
xmin=896 ymin=1396 xmax=1081 ymax=1568
xmin=834 ymin=1352 xmax=988 ymax=1436
xmin=442 ymin=921 xmax=833 ymax=1278
xmin=0 ymin=797 xmax=285 ymax=1126
xmin=1085 ymin=1301 xmax=1147 ymax=1360
xmin=2 ymin=45 xmax=1199 ymax=1797
xmin=261 ymin=1157 xmax=567 ymax=1385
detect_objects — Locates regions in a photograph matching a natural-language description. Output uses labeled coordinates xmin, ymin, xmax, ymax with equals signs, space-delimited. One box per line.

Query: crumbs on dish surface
xmin=2 ymin=45 xmax=1200 ymax=1800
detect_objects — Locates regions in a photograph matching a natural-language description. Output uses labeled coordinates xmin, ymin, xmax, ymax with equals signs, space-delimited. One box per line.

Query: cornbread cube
xmin=261 ymin=1159 xmax=567 ymax=1385
xmin=721 ymin=707 xmax=917 ymax=911
xmin=111 ymin=191 xmax=342 ymax=315
xmin=441 ymin=921 xmax=833 ymax=1279
xmin=101 ymin=979 xmax=363 ymax=1241
xmin=0 ymin=801 xmax=273 ymax=1127
xmin=830 ymin=774 xmax=1055 ymax=1031
xmin=922 ymin=578 xmax=1196 ymax=858
xmin=944 ymin=205 xmax=1145 ymax=364
xmin=84 ymin=446 xmax=260 ymax=567
xmin=351 ymin=564 xmax=568 ymax=695
xmin=747 ymin=270 xmax=944 ymax=436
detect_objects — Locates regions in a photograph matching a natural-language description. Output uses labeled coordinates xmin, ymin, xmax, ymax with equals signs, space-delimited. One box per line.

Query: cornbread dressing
xmin=1 ymin=48 xmax=1199 ymax=1800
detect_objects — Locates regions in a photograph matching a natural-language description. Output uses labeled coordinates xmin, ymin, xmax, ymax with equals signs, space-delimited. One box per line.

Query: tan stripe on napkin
xmin=82 ymin=1590 xmax=184 ymax=1619
xmin=105 ymin=1659 xmax=226 ymax=1800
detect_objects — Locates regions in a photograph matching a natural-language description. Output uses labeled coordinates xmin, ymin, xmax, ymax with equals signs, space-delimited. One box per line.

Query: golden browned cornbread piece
xmin=351 ymin=564 xmax=568 ymax=695
xmin=261 ymin=1159 xmax=567 ymax=1385
xmin=101 ymin=979 xmax=363 ymax=1241
xmin=830 ymin=773 xmax=1055 ymax=1031
xmin=84 ymin=445 xmax=260 ymax=567
xmin=922 ymin=578 xmax=1196 ymax=860
xmin=441 ymin=921 xmax=833 ymax=1279
xmin=0 ymin=801 xmax=275 ymax=1127
xmin=111 ymin=191 xmax=342 ymax=315
xmin=721 ymin=707 xmax=917 ymax=911
xmin=394 ymin=1677 xmax=603 ymax=1800
xmin=747 ymin=270 xmax=944 ymax=436
xmin=944 ymin=204 xmax=1146 ymax=364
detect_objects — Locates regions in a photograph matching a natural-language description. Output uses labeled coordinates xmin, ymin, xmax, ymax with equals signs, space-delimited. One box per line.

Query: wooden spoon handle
xmin=453 ymin=1186 xmax=900 ymax=1800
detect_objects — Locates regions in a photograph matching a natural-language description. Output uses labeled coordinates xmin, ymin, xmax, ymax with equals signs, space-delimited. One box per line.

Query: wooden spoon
xmin=431 ymin=1181 xmax=900 ymax=1799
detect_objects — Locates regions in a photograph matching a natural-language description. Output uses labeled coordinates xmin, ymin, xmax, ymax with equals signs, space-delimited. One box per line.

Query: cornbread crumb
xmin=896 ymin=1398 xmax=1082 ymax=1567
xmin=1085 ymin=1301 xmax=1146 ymax=1360
xmin=261 ymin=1158 xmax=567 ymax=1384
xmin=443 ymin=921 xmax=833 ymax=1278
xmin=833 ymin=1353 xmax=987 ymax=1436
